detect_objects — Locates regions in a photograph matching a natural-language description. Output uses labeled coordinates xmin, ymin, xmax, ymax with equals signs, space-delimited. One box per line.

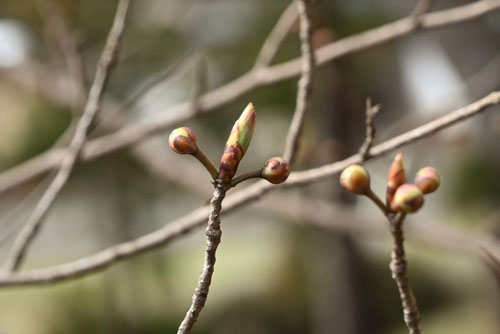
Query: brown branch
xmin=411 ymin=0 xmax=434 ymax=27
xmin=253 ymin=0 xmax=298 ymax=69
xmin=0 ymin=0 xmax=497 ymax=195
xmin=283 ymin=0 xmax=316 ymax=164
xmin=388 ymin=213 xmax=421 ymax=333
xmin=0 ymin=92 xmax=498 ymax=287
xmin=177 ymin=182 xmax=227 ymax=334
xmin=2 ymin=0 xmax=131 ymax=273
xmin=358 ymin=98 xmax=380 ymax=160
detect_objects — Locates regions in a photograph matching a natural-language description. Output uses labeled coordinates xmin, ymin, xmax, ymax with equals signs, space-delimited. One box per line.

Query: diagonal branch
xmin=2 ymin=0 xmax=131 ymax=273
xmin=0 ymin=0 xmax=498 ymax=195
xmin=253 ymin=0 xmax=298 ymax=69
xmin=283 ymin=0 xmax=316 ymax=164
xmin=0 ymin=91 xmax=498 ymax=287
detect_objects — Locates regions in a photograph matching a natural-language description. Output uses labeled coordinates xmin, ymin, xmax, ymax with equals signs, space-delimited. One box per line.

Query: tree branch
xmin=283 ymin=0 xmax=316 ymax=164
xmin=0 ymin=91 xmax=498 ymax=287
xmin=0 ymin=0 xmax=498 ymax=196
xmin=388 ymin=213 xmax=421 ymax=333
xmin=253 ymin=0 xmax=298 ymax=69
xmin=177 ymin=183 xmax=227 ymax=334
xmin=2 ymin=0 xmax=131 ymax=272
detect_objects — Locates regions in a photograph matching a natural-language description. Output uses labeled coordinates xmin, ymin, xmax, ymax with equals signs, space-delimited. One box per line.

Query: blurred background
xmin=0 ymin=0 xmax=499 ymax=333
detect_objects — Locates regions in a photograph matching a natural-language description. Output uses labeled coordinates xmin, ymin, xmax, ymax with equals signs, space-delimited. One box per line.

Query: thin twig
xmin=253 ymin=0 xmax=298 ymax=69
xmin=358 ymin=98 xmax=380 ymax=160
xmin=283 ymin=0 xmax=316 ymax=164
xmin=190 ymin=53 xmax=207 ymax=115
xmin=177 ymin=182 xmax=227 ymax=334
xmin=2 ymin=0 xmax=131 ymax=273
xmin=411 ymin=0 xmax=434 ymax=27
xmin=388 ymin=213 xmax=421 ymax=333
xmin=43 ymin=0 xmax=88 ymax=110
xmin=0 ymin=0 xmax=498 ymax=194
xmin=0 ymin=92 xmax=498 ymax=287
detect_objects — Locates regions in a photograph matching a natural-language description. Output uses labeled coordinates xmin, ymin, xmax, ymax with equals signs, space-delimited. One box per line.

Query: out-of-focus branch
xmin=44 ymin=0 xmax=88 ymax=110
xmin=283 ymin=0 xmax=315 ymax=164
xmin=358 ymin=98 xmax=380 ymax=160
xmin=0 ymin=92 xmax=498 ymax=287
xmin=411 ymin=0 xmax=434 ymax=26
xmin=2 ymin=0 xmax=131 ymax=273
xmin=0 ymin=0 xmax=498 ymax=195
xmin=253 ymin=0 xmax=298 ymax=69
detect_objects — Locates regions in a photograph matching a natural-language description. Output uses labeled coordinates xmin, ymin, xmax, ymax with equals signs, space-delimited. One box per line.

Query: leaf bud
xmin=386 ymin=152 xmax=407 ymax=206
xmin=415 ymin=167 xmax=440 ymax=194
xmin=219 ymin=103 xmax=256 ymax=181
xmin=340 ymin=164 xmax=371 ymax=195
xmin=261 ymin=157 xmax=290 ymax=184
xmin=168 ymin=127 xmax=198 ymax=155
xmin=390 ymin=183 xmax=424 ymax=213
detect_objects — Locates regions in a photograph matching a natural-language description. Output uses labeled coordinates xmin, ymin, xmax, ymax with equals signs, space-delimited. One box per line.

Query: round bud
xmin=415 ymin=167 xmax=440 ymax=194
xmin=261 ymin=157 xmax=290 ymax=184
xmin=340 ymin=164 xmax=370 ymax=194
xmin=390 ymin=184 xmax=424 ymax=213
xmin=168 ymin=127 xmax=198 ymax=155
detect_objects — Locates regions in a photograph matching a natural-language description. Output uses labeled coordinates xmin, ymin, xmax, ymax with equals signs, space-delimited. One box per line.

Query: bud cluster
xmin=168 ymin=103 xmax=290 ymax=188
xmin=339 ymin=153 xmax=441 ymax=215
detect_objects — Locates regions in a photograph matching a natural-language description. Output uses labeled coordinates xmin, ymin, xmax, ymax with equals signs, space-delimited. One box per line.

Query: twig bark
xmin=0 ymin=0 xmax=498 ymax=195
xmin=0 ymin=92 xmax=498 ymax=287
xmin=2 ymin=0 xmax=131 ymax=272
xmin=177 ymin=182 xmax=227 ymax=334
xmin=388 ymin=213 xmax=421 ymax=333
xmin=283 ymin=0 xmax=315 ymax=163
xmin=358 ymin=98 xmax=380 ymax=160
xmin=253 ymin=0 xmax=298 ymax=69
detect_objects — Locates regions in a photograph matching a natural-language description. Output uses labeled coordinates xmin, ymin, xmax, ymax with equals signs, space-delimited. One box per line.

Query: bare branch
xmin=0 ymin=0 xmax=498 ymax=195
xmin=358 ymin=98 xmax=380 ymax=160
xmin=44 ymin=0 xmax=88 ymax=109
xmin=253 ymin=0 xmax=298 ymax=69
xmin=283 ymin=0 xmax=316 ymax=164
xmin=0 ymin=92 xmax=498 ymax=287
xmin=177 ymin=183 xmax=227 ymax=334
xmin=411 ymin=0 xmax=434 ymax=27
xmin=2 ymin=0 xmax=131 ymax=272
xmin=388 ymin=213 xmax=421 ymax=333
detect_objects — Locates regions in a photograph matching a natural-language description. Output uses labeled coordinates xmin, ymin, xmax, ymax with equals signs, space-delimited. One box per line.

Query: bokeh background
xmin=0 ymin=0 xmax=499 ymax=333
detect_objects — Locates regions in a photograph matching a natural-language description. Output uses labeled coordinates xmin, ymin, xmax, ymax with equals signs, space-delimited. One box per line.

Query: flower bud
xmin=261 ymin=157 xmax=290 ymax=184
xmin=390 ymin=184 xmax=424 ymax=213
xmin=168 ymin=127 xmax=198 ymax=155
xmin=340 ymin=164 xmax=370 ymax=195
xmin=219 ymin=103 xmax=256 ymax=181
xmin=386 ymin=152 xmax=406 ymax=206
xmin=415 ymin=167 xmax=440 ymax=194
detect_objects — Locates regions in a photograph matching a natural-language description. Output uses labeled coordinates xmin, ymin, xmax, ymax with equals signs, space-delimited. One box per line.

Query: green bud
xmin=168 ymin=127 xmax=198 ymax=155
xmin=219 ymin=103 xmax=256 ymax=181
xmin=261 ymin=157 xmax=290 ymax=184
xmin=340 ymin=164 xmax=371 ymax=195
xmin=415 ymin=167 xmax=440 ymax=194
xmin=390 ymin=184 xmax=424 ymax=213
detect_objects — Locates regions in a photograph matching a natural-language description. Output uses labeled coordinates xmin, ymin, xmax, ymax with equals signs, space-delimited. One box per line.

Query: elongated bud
xmin=168 ymin=127 xmax=198 ymax=155
xmin=415 ymin=167 xmax=440 ymax=194
xmin=219 ymin=103 xmax=256 ymax=181
xmin=386 ymin=152 xmax=407 ymax=206
xmin=390 ymin=184 xmax=424 ymax=213
xmin=340 ymin=164 xmax=371 ymax=194
xmin=261 ymin=157 xmax=290 ymax=184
